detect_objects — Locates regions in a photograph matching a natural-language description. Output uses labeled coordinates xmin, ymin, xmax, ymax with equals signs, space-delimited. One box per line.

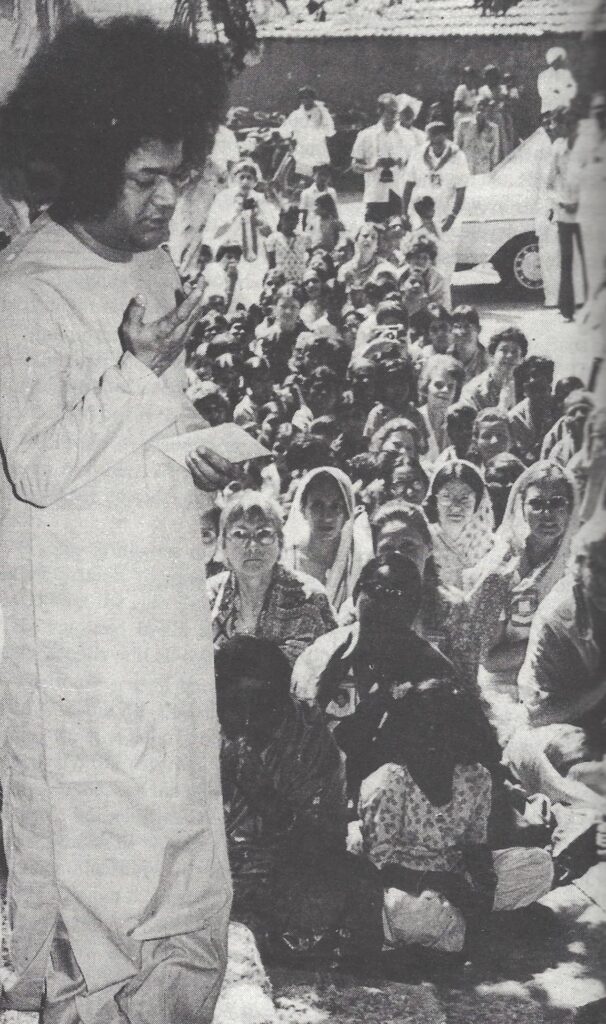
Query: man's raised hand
xmin=120 ymin=287 xmax=206 ymax=377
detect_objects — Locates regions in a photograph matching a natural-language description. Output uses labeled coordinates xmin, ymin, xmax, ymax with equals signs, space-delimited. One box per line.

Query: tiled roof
xmin=259 ymin=0 xmax=606 ymax=39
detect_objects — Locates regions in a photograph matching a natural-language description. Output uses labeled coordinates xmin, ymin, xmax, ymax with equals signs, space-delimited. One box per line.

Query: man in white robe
xmin=0 ymin=17 xmax=233 ymax=1023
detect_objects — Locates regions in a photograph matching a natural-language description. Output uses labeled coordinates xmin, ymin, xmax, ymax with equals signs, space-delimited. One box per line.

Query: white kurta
xmin=279 ymin=103 xmax=335 ymax=177
xmin=0 ymin=216 xmax=231 ymax=1018
xmin=351 ymin=122 xmax=415 ymax=205
xmin=406 ymin=142 xmax=470 ymax=297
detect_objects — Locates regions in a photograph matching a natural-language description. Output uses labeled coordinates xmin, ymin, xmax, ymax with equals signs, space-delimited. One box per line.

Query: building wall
xmin=229 ymin=33 xmax=601 ymax=123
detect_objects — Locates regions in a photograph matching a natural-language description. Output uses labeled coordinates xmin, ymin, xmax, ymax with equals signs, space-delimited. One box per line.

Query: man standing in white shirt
xmin=454 ymin=96 xmax=500 ymax=174
xmin=279 ymin=86 xmax=335 ymax=179
xmin=352 ymin=93 xmax=415 ymax=223
xmin=402 ymin=121 xmax=470 ymax=302
xmin=537 ymin=48 xmax=578 ymax=115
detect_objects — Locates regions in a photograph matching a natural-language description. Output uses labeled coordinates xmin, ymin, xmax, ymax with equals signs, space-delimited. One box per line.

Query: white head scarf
xmin=427 ymin=459 xmax=495 ymax=590
xmin=476 ymin=461 xmax=579 ymax=599
xmin=282 ymin=466 xmax=373 ymax=611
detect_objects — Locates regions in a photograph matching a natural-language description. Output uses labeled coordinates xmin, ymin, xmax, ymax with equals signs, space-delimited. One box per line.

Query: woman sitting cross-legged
xmin=207 ymin=491 xmax=337 ymax=666
xmin=353 ymin=677 xmax=554 ymax=956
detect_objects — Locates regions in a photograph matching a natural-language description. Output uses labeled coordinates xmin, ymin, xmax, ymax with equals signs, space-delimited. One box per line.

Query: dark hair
xmin=353 ymin=551 xmax=423 ymax=613
xmin=394 ymin=677 xmax=493 ymax=768
xmin=348 ymin=451 xmax=389 ymax=486
xmin=242 ymin=356 xmax=271 ymax=385
xmin=404 ymin=234 xmax=439 ymax=263
xmin=216 ymin=243 xmax=243 ymax=261
xmin=277 ymin=204 xmax=300 ymax=232
xmin=452 ymin=304 xmax=480 ymax=330
xmin=306 ymin=365 xmax=339 ymax=389
xmin=283 ymin=435 xmax=334 ymax=473
xmin=424 ymin=459 xmax=485 ymax=521
xmin=447 ymin=402 xmax=476 ymax=432
xmin=302 ymin=337 xmax=345 ymax=374
xmin=370 ymin=498 xmax=432 ymax=549
xmin=484 ymin=452 xmax=525 ymax=528
xmin=426 ymin=302 xmax=452 ymax=327
xmin=375 ymin=300 xmax=407 ymax=327
xmin=374 ymin=356 xmax=417 ymax=405
xmin=1 ymin=16 xmax=228 ymax=218
xmin=409 ymin=308 xmax=431 ymax=342
xmin=315 ymin=192 xmax=338 ymax=218
xmin=484 ymin=452 xmax=526 ymax=484
xmin=413 ymin=195 xmax=435 ymax=218
xmin=214 ymin=635 xmax=291 ymax=699
xmin=445 ymin=402 xmax=476 ymax=457
xmin=554 ymin=375 xmax=585 ymax=411
xmin=198 ymin=243 xmax=213 ymax=265
xmin=515 ymin=355 xmax=555 ymax=385
xmin=488 ymin=326 xmax=529 ymax=358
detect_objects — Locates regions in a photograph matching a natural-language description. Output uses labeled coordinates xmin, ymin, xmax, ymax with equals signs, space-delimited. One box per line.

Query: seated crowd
xmin=180 ymin=155 xmax=605 ymax=971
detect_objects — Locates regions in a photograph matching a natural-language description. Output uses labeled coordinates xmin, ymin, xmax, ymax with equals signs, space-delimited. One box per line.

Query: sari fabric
xmin=207 ymin=563 xmax=337 ymax=667
xmin=282 ymin=467 xmax=374 ymax=612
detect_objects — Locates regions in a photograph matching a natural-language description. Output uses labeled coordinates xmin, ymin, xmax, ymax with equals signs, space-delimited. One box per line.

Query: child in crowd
xmin=266 ymin=204 xmax=308 ymax=284
xmin=306 ymin=192 xmax=342 ymax=253
xmin=299 ymin=163 xmax=339 ymax=230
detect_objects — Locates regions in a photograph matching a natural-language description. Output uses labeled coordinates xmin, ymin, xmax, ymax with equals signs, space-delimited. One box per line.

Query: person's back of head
xmin=446 ymin=401 xmax=477 ymax=457
xmin=215 ymin=636 xmax=292 ymax=747
xmin=354 ymin=551 xmax=423 ymax=629
xmin=484 ymin=452 xmax=525 ymax=526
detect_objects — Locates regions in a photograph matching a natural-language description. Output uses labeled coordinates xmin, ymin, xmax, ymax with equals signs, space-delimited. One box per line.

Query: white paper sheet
xmin=154 ymin=423 xmax=270 ymax=468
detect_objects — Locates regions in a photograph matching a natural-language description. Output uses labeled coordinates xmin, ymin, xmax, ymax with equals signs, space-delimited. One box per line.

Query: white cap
xmin=397 ymin=93 xmax=423 ymax=119
xmin=546 ymin=47 xmax=567 ymax=65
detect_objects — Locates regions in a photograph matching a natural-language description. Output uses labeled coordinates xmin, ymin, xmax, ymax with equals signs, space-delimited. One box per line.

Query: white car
xmin=456 ymin=129 xmax=548 ymax=294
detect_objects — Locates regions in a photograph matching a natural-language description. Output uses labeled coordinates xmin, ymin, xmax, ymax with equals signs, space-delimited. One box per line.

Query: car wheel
xmin=493 ymin=234 xmax=544 ymax=295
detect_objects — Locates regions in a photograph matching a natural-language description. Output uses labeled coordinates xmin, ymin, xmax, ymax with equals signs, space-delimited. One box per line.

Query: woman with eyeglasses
xmin=424 ymin=460 xmax=495 ymax=591
xmin=207 ymin=491 xmax=336 ymax=666
xmin=469 ymin=462 xmax=578 ymax=742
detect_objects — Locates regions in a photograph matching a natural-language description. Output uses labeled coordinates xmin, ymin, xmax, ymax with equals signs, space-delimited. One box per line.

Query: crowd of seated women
xmin=182 ymin=189 xmax=606 ymax=970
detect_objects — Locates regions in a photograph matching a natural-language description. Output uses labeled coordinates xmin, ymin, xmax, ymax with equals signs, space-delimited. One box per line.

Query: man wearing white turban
xmin=537 ymin=48 xmax=578 ymax=115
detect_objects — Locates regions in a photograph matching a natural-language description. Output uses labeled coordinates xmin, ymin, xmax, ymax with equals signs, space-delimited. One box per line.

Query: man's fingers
xmin=161 ymin=287 xmax=205 ymax=333
xmin=189 ymin=446 xmax=234 ymax=476
xmin=186 ymin=446 xmax=238 ymax=491
xmin=123 ymin=294 xmax=147 ymax=327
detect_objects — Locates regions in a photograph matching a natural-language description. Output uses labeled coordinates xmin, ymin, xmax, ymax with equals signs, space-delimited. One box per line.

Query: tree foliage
xmin=173 ymin=0 xmax=257 ymax=73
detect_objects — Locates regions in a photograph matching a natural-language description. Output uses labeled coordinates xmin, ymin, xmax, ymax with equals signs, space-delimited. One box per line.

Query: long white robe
xmin=0 ymin=216 xmax=231 ymax=1020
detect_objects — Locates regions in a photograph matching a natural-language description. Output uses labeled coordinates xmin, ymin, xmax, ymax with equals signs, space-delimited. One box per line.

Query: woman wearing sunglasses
xmin=207 ymin=491 xmax=336 ymax=666
xmin=469 ymin=462 xmax=578 ymax=743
